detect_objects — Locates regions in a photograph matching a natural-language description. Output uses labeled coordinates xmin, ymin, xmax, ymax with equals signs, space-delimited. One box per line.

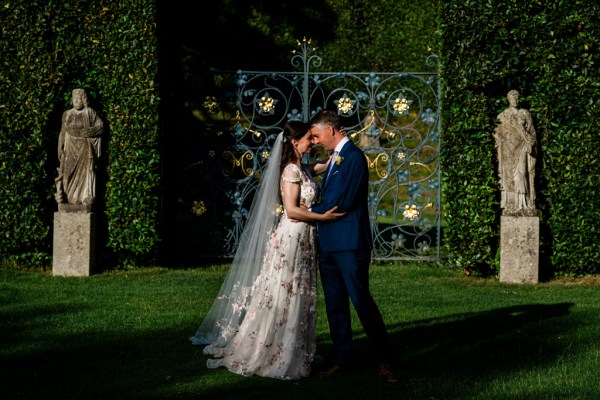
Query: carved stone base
xmin=499 ymin=216 xmax=539 ymax=284
xmin=53 ymin=212 xmax=96 ymax=277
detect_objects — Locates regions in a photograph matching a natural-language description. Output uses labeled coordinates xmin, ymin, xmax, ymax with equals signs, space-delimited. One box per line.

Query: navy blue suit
xmin=312 ymin=140 xmax=394 ymax=366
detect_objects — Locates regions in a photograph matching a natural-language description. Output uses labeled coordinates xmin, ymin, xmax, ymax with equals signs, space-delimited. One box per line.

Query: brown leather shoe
xmin=319 ymin=364 xmax=347 ymax=379
xmin=379 ymin=364 xmax=398 ymax=383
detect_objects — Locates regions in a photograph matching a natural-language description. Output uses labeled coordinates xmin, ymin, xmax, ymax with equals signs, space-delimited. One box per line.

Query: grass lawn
xmin=1 ymin=262 xmax=599 ymax=399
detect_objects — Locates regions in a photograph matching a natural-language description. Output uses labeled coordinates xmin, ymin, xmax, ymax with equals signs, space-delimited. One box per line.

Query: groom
xmin=308 ymin=110 xmax=397 ymax=383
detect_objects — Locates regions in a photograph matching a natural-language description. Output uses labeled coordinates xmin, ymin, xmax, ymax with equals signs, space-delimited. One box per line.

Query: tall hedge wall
xmin=1 ymin=0 xmax=438 ymax=267
xmin=0 ymin=0 xmax=160 ymax=267
xmin=439 ymin=0 xmax=600 ymax=276
xmin=316 ymin=0 xmax=439 ymax=72
xmin=7 ymin=0 xmax=596 ymax=276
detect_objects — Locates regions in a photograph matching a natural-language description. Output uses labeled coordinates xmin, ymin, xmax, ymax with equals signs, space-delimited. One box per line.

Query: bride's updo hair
xmin=280 ymin=120 xmax=310 ymax=174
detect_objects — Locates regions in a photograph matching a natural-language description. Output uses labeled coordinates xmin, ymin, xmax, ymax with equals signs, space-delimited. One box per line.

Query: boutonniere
xmin=334 ymin=155 xmax=344 ymax=165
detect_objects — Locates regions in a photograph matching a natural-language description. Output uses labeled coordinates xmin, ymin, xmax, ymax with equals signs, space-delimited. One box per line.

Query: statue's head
xmin=72 ymin=89 xmax=88 ymax=110
xmin=507 ymin=90 xmax=519 ymax=107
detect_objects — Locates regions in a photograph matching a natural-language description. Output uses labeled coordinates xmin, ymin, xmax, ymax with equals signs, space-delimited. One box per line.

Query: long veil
xmin=190 ymin=132 xmax=284 ymax=347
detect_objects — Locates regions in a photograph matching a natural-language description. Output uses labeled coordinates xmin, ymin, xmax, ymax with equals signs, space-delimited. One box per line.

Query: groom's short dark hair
xmin=310 ymin=109 xmax=344 ymax=132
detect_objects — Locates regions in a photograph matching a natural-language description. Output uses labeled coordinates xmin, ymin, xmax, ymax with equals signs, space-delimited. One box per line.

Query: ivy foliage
xmin=0 ymin=0 xmax=160 ymax=266
xmin=316 ymin=0 xmax=439 ymax=72
xmin=439 ymin=0 xmax=600 ymax=276
xmin=10 ymin=0 xmax=597 ymax=276
xmin=1 ymin=0 xmax=437 ymax=267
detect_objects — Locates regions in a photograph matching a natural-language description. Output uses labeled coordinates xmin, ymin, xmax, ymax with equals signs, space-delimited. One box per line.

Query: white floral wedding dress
xmin=203 ymin=163 xmax=319 ymax=380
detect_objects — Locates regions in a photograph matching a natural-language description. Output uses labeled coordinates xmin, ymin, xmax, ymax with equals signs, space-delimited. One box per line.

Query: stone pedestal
xmin=53 ymin=212 xmax=96 ymax=277
xmin=499 ymin=216 xmax=539 ymax=284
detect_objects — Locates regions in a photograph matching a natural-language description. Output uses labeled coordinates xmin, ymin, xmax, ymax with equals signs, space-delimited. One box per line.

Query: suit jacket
xmin=312 ymin=141 xmax=372 ymax=253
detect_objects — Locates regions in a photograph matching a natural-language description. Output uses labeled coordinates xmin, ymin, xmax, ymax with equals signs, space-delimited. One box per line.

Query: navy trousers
xmin=319 ymin=249 xmax=394 ymax=365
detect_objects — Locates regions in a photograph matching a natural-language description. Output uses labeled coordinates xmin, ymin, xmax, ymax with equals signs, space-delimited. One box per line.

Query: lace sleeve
xmin=282 ymin=163 xmax=301 ymax=183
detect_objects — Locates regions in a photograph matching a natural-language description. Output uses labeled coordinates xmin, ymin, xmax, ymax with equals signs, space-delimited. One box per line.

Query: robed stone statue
xmin=55 ymin=89 xmax=103 ymax=210
xmin=493 ymin=90 xmax=537 ymax=216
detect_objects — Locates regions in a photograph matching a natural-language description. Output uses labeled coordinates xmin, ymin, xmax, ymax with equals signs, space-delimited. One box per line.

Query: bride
xmin=190 ymin=120 xmax=344 ymax=380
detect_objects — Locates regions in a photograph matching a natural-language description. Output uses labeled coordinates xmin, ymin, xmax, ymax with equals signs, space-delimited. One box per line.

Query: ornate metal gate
xmin=188 ymin=38 xmax=441 ymax=261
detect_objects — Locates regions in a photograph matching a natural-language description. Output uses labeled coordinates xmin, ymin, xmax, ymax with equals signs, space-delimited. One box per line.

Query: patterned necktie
xmin=327 ymin=151 xmax=339 ymax=176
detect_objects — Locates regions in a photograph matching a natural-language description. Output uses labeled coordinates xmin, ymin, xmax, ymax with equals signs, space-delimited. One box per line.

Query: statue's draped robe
xmin=57 ymin=107 xmax=103 ymax=205
xmin=494 ymin=107 xmax=536 ymax=210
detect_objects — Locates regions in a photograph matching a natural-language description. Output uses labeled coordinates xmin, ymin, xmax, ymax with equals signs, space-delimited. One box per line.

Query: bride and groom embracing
xmin=190 ymin=110 xmax=398 ymax=383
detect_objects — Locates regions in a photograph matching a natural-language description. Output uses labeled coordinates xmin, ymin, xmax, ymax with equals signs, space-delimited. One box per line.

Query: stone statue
xmin=55 ymin=89 xmax=103 ymax=209
xmin=493 ymin=90 xmax=537 ymax=216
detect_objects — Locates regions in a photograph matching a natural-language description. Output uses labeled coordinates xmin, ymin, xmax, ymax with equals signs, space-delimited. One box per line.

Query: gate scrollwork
xmin=191 ymin=38 xmax=441 ymax=260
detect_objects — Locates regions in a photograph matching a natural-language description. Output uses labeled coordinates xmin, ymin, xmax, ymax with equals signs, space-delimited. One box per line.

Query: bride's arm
xmin=282 ymin=176 xmax=343 ymax=222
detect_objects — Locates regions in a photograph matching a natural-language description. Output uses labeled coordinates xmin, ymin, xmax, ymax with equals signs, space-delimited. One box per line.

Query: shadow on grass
xmin=395 ymin=302 xmax=576 ymax=373
xmin=0 ymin=309 xmax=209 ymax=399
xmin=1 ymin=302 xmax=578 ymax=399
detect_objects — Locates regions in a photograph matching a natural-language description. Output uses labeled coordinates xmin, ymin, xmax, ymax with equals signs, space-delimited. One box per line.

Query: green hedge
xmin=7 ymin=0 xmax=597 ymax=276
xmin=1 ymin=0 xmax=437 ymax=267
xmin=0 ymin=0 xmax=160 ymax=267
xmin=316 ymin=0 xmax=439 ymax=72
xmin=439 ymin=0 xmax=600 ymax=276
